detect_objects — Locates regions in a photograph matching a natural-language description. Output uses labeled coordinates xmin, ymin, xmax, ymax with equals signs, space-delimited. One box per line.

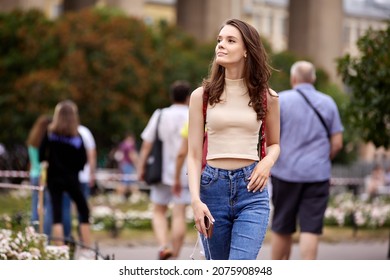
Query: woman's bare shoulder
xmin=267 ymin=88 xmax=279 ymax=107
xmin=190 ymin=86 xmax=205 ymax=101
xmin=268 ymin=88 xmax=279 ymax=98
xmin=193 ymin=86 xmax=205 ymax=96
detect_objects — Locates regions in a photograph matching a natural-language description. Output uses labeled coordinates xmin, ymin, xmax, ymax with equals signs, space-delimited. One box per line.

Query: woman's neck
xmin=224 ymin=67 xmax=244 ymax=80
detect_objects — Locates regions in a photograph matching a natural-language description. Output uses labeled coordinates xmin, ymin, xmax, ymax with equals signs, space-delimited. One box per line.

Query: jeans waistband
xmin=203 ymin=161 xmax=257 ymax=180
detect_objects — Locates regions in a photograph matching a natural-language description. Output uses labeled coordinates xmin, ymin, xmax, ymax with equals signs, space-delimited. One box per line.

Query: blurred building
xmin=243 ymin=0 xmax=388 ymax=55
xmin=342 ymin=0 xmax=389 ymax=55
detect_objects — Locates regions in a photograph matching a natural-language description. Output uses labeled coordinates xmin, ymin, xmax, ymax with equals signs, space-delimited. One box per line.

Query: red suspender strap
xmin=203 ymin=89 xmax=209 ymax=119
xmin=260 ymin=90 xmax=267 ymax=160
xmin=202 ymin=89 xmax=209 ymax=170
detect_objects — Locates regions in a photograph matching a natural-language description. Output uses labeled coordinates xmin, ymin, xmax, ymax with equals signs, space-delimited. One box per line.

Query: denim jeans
xmin=44 ymin=190 xmax=72 ymax=238
xmin=30 ymin=176 xmax=53 ymax=235
xmin=200 ymin=162 xmax=270 ymax=260
xmin=30 ymin=176 xmax=40 ymax=222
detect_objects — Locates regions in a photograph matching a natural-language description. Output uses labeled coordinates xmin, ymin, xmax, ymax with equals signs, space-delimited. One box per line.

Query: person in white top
xmin=75 ymin=125 xmax=96 ymax=255
xmin=138 ymin=80 xmax=192 ymax=260
xmin=78 ymin=125 xmax=97 ymax=193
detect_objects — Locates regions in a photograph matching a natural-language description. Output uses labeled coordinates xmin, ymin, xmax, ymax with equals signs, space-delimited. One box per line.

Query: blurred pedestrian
xmin=187 ymin=18 xmax=280 ymax=260
xmin=26 ymin=114 xmax=52 ymax=231
xmin=270 ymin=61 xmax=344 ymax=260
xmin=175 ymin=121 xmax=206 ymax=259
xmin=39 ymin=100 xmax=93 ymax=259
xmin=115 ymin=132 xmax=139 ymax=200
xmin=138 ymin=80 xmax=192 ymax=259
xmin=75 ymin=124 xmax=97 ymax=240
xmin=173 ymin=121 xmax=188 ymax=198
xmin=385 ymin=166 xmax=390 ymax=187
xmin=44 ymin=124 xmax=97 ymax=243
xmin=364 ymin=164 xmax=386 ymax=199
xmin=0 ymin=143 xmax=6 ymax=174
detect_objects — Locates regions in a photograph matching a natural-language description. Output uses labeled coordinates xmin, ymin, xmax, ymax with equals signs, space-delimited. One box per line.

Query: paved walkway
xmin=98 ymin=240 xmax=389 ymax=260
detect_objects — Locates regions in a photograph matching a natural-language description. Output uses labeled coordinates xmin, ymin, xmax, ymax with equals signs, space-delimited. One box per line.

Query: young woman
xmin=187 ymin=19 xmax=280 ymax=260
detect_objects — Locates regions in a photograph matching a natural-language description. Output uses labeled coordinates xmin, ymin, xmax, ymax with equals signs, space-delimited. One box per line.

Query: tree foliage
xmin=0 ymin=8 xmax=213 ymax=163
xmin=0 ymin=8 xmax=355 ymax=167
xmin=337 ymin=21 xmax=390 ymax=148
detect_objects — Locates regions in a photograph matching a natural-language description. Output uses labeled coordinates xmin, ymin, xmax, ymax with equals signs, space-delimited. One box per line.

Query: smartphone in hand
xmin=204 ymin=216 xmax=214 ymax=238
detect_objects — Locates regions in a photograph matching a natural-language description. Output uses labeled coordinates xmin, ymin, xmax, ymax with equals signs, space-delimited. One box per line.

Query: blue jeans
xmin=30 ymin=176 xmax=54 ymax=234
xmin=44 ymin=190 xmax=72 ymax=238
xmin=44 ymin=182 xmax=90 ymax=239
xmin=200 ymin=162 xmax=270 ymax=260
xmin=119 ymin=162 xmax=136 ymax=186
xmin=30 ymin=176 xmax=40 ymax=222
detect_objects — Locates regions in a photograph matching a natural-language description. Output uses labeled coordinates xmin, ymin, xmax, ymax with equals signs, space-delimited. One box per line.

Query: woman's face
xmin=215 ymin=24 xmax=246 ymax=69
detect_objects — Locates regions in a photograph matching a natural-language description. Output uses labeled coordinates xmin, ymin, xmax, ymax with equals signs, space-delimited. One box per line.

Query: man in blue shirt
xmin=270 ymin=61 xmax=344 ymax=259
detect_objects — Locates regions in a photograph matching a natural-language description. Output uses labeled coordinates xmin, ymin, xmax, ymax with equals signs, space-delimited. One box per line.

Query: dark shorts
xmin=270 ymin=176 xmax=329 ymax=235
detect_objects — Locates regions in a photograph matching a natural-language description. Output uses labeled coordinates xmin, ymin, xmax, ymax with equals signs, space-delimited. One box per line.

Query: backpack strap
xmin=203 ymin=88 xmax=209 ymax=122
xmin=259 ymin=91 xmax=267 ymax=160
xmin=201 ymin=89 xmax=209 ymax=170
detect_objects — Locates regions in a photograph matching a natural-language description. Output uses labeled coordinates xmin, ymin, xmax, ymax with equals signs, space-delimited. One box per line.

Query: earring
xmin=244 ymin=54 xmax=247 ymax=58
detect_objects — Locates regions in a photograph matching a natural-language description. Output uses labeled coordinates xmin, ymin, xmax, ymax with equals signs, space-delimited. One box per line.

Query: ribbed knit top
xmin=206 ymin=78 xmax=262 ymax=161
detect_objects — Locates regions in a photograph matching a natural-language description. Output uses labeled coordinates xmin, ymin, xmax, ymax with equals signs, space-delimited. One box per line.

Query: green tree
xmin=269 ymin=50 xmax=298 ymax=92
xmin=0 ymin=8 xmax=213 ymax=166
xmin=337 ymin=21 xmax=390 ymax=149
xmin=0 ymin=9 xmax=57 ymax=144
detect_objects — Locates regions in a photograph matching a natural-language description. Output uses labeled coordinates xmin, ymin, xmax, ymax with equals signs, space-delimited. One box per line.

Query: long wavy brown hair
xmin=203 ymin=18 xmax=271 ymax=120
xmin=26 ymin=114 xmax=52 ymax=147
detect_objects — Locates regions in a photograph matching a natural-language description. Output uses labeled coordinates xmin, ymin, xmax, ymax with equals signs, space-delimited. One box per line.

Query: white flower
xmin=45 ymin=245 xmax=70 ymax=260
xmin=0 ymin=227 xmax=68 ymax=260
xmin=325 ymin=192 xmax=390 ymax=228
xmin=92 ymin=205 xmax=113 ymax=218
xmin=17 ymin=252 xmax=33 ymax=260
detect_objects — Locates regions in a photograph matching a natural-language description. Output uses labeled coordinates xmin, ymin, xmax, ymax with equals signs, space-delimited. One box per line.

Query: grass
xmin=0 ymin=189 xmax=31 ymax=215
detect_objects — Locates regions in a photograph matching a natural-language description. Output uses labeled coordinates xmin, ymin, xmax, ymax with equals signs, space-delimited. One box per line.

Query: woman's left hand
xmin=247 ymin=157 xmax=274 ymax=192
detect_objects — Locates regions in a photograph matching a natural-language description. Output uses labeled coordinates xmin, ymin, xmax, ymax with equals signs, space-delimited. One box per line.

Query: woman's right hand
xmin=192 ymin=199 xmax=214 ymax=237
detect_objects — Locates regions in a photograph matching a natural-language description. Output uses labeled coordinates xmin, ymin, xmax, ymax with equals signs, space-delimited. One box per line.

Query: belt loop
xmin=243 ymin=166 xmax=250 ymax=180
xmin=213 ymin=166 xmax=219 ymax=180
xmin=243 ymin=162 xmax=256 ymax=179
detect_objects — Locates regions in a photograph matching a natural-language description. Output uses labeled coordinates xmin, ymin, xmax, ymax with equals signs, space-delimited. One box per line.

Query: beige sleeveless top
xmin=206 ymin=78 xmax=262 ymax=161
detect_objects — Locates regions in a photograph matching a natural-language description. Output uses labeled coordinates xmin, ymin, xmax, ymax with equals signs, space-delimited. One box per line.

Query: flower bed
xmin=91 ymin=205 xmax=153 ymax=237
xmin=90 ymin=201 xmax=195 ymax=236
xmin=0 ymin=226 xmax=69 ymax=260
xmin=2 ymin=190 xmax=389 ymax=259
xmin=325 ymin=192 xmax=390 ymax=228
